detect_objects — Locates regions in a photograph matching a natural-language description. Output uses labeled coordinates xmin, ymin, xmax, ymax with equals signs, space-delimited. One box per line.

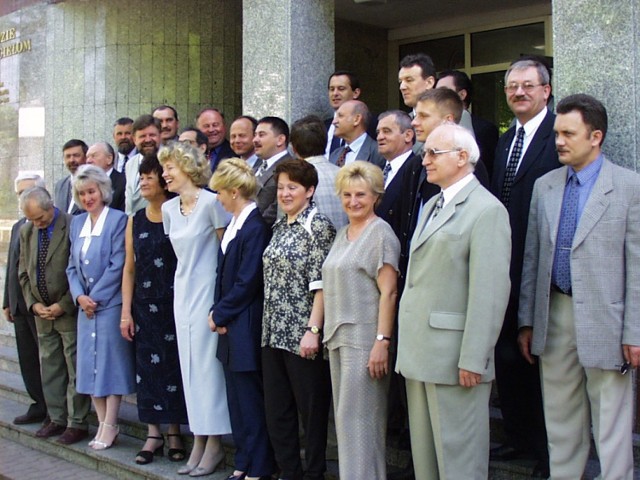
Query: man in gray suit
xmin=396 ymin=123 xmax=511 ymax=480
xmin=329 ymin=100 xmax=385 ymax=169
xmin=518 ymin=94 xmax=640 ymax=480
xmin=53 ymin=139 xmax=87 ymax=215
xmin=253 ymin=116 xmax=291 ymax=226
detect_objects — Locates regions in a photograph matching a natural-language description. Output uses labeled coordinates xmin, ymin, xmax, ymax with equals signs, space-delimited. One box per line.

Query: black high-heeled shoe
xmin=167 ymin=433 xmax=186 ymax=462
xmin=135 ymin=435 xmax=165 ymax=465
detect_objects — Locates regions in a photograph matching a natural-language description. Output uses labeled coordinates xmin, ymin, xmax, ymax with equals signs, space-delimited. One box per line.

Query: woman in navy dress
xmin=121 ymin=156 xmax=188 ymax=464
xmin=208 ymin=158 xmax=275 ymax=480
xmin=66 ymin=165 xmax=135 ymax=450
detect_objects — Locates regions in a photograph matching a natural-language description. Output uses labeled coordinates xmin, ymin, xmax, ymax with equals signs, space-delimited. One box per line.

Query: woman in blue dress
xmin=66 ymin=165 xmax=135 ymax=450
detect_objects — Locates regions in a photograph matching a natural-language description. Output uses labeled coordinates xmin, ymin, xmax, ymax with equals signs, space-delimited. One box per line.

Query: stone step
xmin=0 ymin=344 xmax=21 ymax=374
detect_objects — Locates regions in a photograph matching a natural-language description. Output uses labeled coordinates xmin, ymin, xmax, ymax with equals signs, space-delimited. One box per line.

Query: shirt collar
xmin=441 ymin=173 xmax=474 ymax=208
xmin=305 ymin=155 xmax=328 ymax=165
xmin=516 ymin=107 xmax=548 ymax=139
xmin=263 ymin=150 xmax=288 ymax=170
xmin=568 ymin=153 xmax=604 ymax=185
xmin=346 ymin=132 xmax=367 ymax=154
xmin=79 ymin=207 xmax=110 ymax=238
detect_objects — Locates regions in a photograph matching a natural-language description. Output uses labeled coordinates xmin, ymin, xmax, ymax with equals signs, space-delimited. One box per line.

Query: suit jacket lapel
xmin=46 ymin=214 xmax=66 ymax=264
xmin=513 ymin=111 xmax=554 ymax=184
xmin=544 ymin=168 xmax=566 ymax=246
xmin=572 ymin=159 xmax=612 ymax=250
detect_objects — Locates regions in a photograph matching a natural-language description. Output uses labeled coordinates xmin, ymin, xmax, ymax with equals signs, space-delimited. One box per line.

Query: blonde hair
xmin=335 ymin=160 xmax=384 ymax=201
xmin=209 ymin=158 xmax=258 ymax=199
xmin=158 ymin=142 xmax=211 ymax=187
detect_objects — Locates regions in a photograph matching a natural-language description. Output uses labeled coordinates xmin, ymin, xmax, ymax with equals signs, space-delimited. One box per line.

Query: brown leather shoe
xmin=35 ymin=422 xmax=66 ymax=438
xmin=13 ymin=411 xmax=47 ymax=425
xmin=57 ymin=427 xmax=89 ymax=445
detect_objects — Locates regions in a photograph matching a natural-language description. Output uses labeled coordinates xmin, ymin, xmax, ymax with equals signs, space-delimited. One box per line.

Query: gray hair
xmin=378 ymin=110 xmax=413 ymax=132
xmin=14 ymin=173 xmax=46 ymax=192
xmin=430 ymin=123 xmax=480 ymax=166
xmin=72 ymin=164 xmax=113 ymax=206
xmin=505 ymin=59 xmax=550 ymax=86
xmin=19 ymin=186 xmax=53 ymax=212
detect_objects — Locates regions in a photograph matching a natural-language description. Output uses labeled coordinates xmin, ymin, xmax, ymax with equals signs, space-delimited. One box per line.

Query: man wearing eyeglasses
xmin=396 ymin=123 xmax=511 ymax=480
xmin=518 ymin=94 xmax=639 ymax=480
xmin=489 ymin=58 xmax=561 ymax=478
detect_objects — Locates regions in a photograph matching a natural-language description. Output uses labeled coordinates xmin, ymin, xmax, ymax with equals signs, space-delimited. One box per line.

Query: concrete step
xmin=0 ymin=343 xmax=21 ymax=374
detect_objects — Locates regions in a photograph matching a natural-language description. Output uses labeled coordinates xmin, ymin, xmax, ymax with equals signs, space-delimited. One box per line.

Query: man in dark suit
xmin=436 ymin=70 xmax=499 ymax=178
xmin=489 ymin=58 xmax=560 ymax=478
xmin=2 ymin=174 xmax=47 ymax=425
xmin=86 ymin=142 xmax=125 ymax=211
xmin=152 ymin=105 xmax=180 ymax=145
xmin=329 ymin=100 xmax=385 ymax=169
xmin=196 ymin=107 xmax=234 ymax=172
xmin=53 ymin=139 xmax=87 ymax=215
xmin=112 ymin=117 xmax=137 ymax=173
xmin=253 ymin=116 xmax=292 ymax=226
xmin=375 ymin=110 xmax=415 ymax=237
xmin=19 ymin=187 xmax=91 ymax=445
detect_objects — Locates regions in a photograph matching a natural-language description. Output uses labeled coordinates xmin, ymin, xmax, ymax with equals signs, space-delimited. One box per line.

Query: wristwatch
xmin=305 ymin=325 xmax=322 ymax=334
xmin=376 ymin=334 xmax=391 ymax=342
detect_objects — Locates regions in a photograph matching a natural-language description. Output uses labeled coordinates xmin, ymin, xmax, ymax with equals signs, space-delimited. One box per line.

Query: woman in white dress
xmin=158 ymin=142 xmax=231 ymax=477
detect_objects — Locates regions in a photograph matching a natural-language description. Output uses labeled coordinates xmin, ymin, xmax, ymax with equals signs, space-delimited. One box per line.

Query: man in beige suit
xmin=518 ymin=94 xmax=640 ymax=479
xmin=396 ymin=123 xmax=511 ymax=480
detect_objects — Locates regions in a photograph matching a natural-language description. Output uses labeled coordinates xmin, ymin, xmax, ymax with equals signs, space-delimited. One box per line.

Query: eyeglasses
xmin=504 ymin=82 xmax=546 ymax=94
xmin=422 ymin=148 xmax=461 ymax=158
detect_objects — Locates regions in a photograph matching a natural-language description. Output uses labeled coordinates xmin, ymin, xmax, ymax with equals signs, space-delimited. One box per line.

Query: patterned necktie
xmin=336 ymin=146 xmax=351 ymax=167
xmin=383 ymin=163 xmax=392 ymax=185
xmin=259 ymin=159 xmax=269 ymax=175
xmin=432 ymin=192 xmax=444 ymax=218
xmin=37 ymin=229 xmax=51 ymax=305
xmin=552 ymin=173 xmax=580 ymax=293
xmin=501 ymin=126 xmax=525 ymax=206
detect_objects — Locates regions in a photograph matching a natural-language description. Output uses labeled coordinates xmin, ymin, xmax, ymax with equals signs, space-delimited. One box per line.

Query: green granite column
xmin=242 ymin=0 xmax=335 ymax=123
xmin=553 ymin=0 xmax=640 ymax=170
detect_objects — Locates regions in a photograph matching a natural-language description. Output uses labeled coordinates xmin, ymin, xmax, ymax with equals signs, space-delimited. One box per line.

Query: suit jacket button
xmin=89 ymin=278 xmax=94 ymax=283
xmin=84 ymin=259 xmax=90 ymax=264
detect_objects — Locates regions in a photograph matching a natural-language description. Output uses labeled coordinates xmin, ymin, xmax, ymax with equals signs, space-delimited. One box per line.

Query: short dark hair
xmin=257 ymin=116 xmax=290 ymax=145
xmin=180 ymin=127 xmax=208 ymax=147
xmin=114 ymin=117 xmax=133 ymax=127
xmin=132 ymin=114 xmax=161 ymax=135
xmin=327 ymin=70 xmax=361 ymax=91
xmin=438 ymin=70 xmax=473 ymax=107
xmin=399 ymin=53 xmax=436 ymax=80
xmin=290 ymin=115 xmax=327 ymax=158
xmin=152 ymin=105 xmax=179 ymax=121
xmin=138 ymin=154 xmax=175 ymax=198
xmin=275 ymin=158 xmax=318 ymax=191
xmin=417 ymin=88 xmax=464 ymax=124
xmin=556 ymin=94 xmax=608 ymax=146
xmin=62 ymin=139 xmax=88 ymax=154
xmin=513 ymin=54 xmax=553 ymax=85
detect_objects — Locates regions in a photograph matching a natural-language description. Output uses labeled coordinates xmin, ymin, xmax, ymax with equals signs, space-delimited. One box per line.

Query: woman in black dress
xmin=120 ymin=156 xmax=187 ymax=464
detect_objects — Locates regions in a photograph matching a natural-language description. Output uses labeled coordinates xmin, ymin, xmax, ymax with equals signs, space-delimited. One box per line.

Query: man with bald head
xmin=86 ymin=142 xmax=125 ymax=211
xmin=195 ymin=108 xmax=234 ymax=172
xmin=397 ymin=123 xmax=510 ymax=480
xmin=329 ymin=100 xmax=385 ymax=169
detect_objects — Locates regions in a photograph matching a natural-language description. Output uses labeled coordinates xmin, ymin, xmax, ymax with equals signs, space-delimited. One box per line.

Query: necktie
xmin=37 ymin=229 xmax=51 ymax=305
xmin=432 ymin=192 xmax=444 ymax=218
xmin=259 ymin=159 xmax=269 ymax=175
xmin=501 ymin=126 xmax=525 ymax=206
xmin=336 ymin=146 xmax=351 ymax=167
xmin=124 ymin=154 xmax=129 ymax=164
xmin=383 ymin=163 xmax=392 ymax=185
xmin=552 ymin=173 xmax=580 ymax=293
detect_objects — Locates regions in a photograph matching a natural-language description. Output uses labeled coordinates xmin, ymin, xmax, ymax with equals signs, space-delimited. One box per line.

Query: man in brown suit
xmin=19 ymin=186 xmax=90 ymax=445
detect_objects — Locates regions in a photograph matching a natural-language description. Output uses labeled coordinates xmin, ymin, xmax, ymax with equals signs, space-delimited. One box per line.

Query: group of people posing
xmin=3 ymin=53 xmax=639 ymax=480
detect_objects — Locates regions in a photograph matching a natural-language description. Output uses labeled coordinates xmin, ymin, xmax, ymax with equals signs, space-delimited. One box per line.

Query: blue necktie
xmin=501 ymin=126 xmax=525 ymax=207
xmin=553 ymin=173 xmax=580 ymax=293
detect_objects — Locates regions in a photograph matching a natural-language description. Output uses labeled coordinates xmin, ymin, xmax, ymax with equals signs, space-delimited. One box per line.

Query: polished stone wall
xmin=553 ymin=0 xmax=640 ymax=170
xmin=0 ymin=0 xmax=241 ymax=213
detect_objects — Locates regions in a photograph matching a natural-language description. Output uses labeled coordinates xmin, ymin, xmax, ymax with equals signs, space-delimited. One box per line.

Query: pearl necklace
xmin=180 ymin=189 xmax=201 ymax=216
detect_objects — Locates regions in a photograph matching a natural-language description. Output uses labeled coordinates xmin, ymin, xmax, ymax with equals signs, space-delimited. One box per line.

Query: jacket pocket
xmin=429 ymin=312 xmax=466 ymax=331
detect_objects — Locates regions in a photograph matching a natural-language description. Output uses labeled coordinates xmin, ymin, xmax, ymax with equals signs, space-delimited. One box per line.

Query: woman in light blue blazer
xmin=66 ymin=165 xmax=135 ymax=450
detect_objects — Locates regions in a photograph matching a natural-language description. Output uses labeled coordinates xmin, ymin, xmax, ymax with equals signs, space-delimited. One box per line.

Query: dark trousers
xmin=262 ymin=347 xmax=331 ymax=480
xmin=494 ymin=305 xmax=548 ymax=466
xmin=13 ymin=313 xmax=46 ymax=415
xmin=224 ymin=367 xmax=275 ymax=477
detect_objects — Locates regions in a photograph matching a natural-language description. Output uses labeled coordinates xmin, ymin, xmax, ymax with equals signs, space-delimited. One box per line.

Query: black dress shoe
xmin=13 ymin=411 xmax=47 ymax=425
xmin=531 ymin=460 xmax=550 ymax=478
xmin=35 ymin=422 xmax=66 ymax=438
xmin=226 ymin=474 xmax=246 ymax=480
xmin=489 ymin=444 xmax=528 ymax=461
